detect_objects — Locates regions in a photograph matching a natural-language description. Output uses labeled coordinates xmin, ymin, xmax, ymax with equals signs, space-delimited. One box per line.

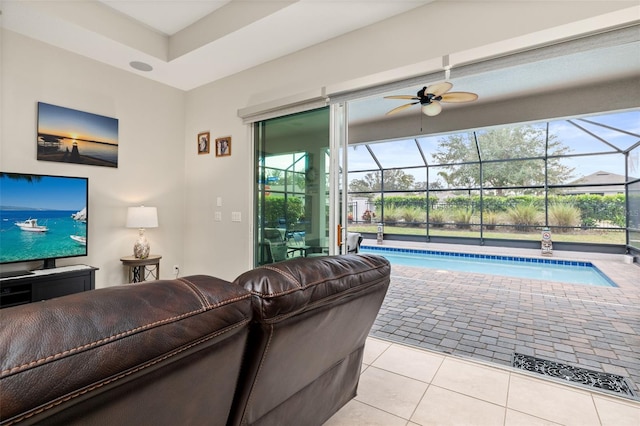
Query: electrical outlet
xmin=173 ymin=265 xmax=180 ymax=276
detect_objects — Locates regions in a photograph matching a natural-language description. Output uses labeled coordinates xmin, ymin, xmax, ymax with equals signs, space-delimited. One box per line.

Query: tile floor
xmin=325 ymin=337 xmax=640 ymax=426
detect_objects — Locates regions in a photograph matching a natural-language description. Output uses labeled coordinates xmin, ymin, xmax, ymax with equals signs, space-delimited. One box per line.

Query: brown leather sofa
xmin=0 ymin=254 xmax=390 ymax=426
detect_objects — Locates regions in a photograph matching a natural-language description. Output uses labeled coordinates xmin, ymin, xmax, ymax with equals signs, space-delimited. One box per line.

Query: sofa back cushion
xmin=230 ymin=254 xmax=390 ymax=426
xmin=0 ymin=275 xmax=252 ymax=426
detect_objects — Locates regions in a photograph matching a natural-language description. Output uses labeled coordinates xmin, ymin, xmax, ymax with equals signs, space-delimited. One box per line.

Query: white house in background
xmin=563 ymin=171 xmax=626 ymax=195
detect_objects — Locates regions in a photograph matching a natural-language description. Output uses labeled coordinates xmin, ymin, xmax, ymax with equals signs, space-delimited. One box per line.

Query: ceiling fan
xmin=384 ymin=82 xmax=478 ymax=116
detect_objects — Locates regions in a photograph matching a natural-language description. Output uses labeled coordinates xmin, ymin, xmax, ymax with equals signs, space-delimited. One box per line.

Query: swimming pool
xmin=361 ymin=246 xmax=617 ymax=287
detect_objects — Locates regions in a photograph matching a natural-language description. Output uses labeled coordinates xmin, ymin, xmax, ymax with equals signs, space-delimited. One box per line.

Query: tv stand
xmin=42 ymin=258 xmax=58 ymax=269
xmin=0 ymin=265 xmax=97 ymax=309
xmin=0 ymin=270 xmax=34 ymax=279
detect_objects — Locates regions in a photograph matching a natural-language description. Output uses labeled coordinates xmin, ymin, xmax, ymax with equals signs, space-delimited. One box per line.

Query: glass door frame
xmin=253 ymin=108 xmax=334 ymax=266
xmin=330 ymin=102 xmax=349 ymax=255
xmin=251 ymin=103 xmax=350 ymax=264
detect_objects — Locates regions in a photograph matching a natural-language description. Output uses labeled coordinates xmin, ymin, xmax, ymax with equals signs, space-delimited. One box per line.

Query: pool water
xmin=361 ymin=246 xmax=617 ymax=287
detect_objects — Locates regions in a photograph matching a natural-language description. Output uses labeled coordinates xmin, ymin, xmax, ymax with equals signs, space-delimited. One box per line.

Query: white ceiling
xmin=0 ymin=0 xmax=433 ymax=91
xmin=349 ymin=39 xmax=640 ymax=125
xmin=99 ymin=0 xmax=232 ymax=36
xmin=1 ymin=0 xmax=638 ymax=124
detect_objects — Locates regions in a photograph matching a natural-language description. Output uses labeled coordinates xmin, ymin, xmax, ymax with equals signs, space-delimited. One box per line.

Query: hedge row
xmin=374 ymin=194 xmax=626 ymax=227
xmin=263 ymin=196 xmax=304 ymax=227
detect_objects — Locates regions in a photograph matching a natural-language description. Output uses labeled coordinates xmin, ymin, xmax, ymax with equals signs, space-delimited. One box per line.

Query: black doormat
xmin=512 ymin=353 xmax=636 ymax=398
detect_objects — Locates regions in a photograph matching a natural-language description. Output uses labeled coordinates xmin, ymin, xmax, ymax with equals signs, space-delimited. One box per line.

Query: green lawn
xmin=347 ymin=224 xmax=625 ymax=245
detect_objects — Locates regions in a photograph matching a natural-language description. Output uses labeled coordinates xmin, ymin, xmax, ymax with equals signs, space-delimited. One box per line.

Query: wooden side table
xmin=120 ymin=255 xmax=162 ymax=283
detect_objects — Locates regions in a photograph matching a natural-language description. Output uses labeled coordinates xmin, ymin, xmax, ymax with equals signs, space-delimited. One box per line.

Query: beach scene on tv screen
xmin=0 ymin=174 xmax=87 ymax=263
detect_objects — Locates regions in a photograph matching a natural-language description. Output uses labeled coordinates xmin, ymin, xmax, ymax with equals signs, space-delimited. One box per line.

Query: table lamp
xmin=126 ymin=206 xmax=158 ymax=259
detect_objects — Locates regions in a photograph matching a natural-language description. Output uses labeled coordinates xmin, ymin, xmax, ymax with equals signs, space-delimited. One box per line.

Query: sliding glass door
xmin=254 ymin=108 xmax=332 ymax=265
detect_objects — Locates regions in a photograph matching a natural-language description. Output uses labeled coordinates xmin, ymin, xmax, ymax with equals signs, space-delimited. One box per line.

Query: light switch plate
xmin=232 ymin=212 xmax=241 ymax=222
xmin=214 ymin=211 xmax=222 ymax=221
xmin=216 ymin=197 xmax=222 ymax=207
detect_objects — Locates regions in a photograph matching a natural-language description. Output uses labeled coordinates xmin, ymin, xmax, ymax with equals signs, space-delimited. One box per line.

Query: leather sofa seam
xmin=1 ymin=294 xmax=252 ymax=378
xmin=249 ymin=263 xmax=387 ymax=298
xmin=177 ymin=277 xmax=212 ymax=308
xmin=260 ymin=266 xmax=301 ymax=288
xmin=263 ymin=278 xmax=387 ymax=324
xmin=1 ymin=319 xmax=252 ymax=426
xmin=240 ymin=323 xmax=274 ymax=425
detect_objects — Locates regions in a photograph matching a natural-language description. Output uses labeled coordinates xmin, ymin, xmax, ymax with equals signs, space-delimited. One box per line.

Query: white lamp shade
xmin=126 ymin=206 xmax=158 ymax=228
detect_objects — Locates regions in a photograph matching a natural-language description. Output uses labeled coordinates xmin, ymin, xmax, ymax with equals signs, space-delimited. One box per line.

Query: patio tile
xmin=430 ymin=357 xmax=510 ymax=406
xmin=411 ymin=386 xmax=505 ymax=426
xmin=371 ymin=343 xmax=445 ymax=383
xmin=505 ymin=409 xmax=562 ymax=425
xmin=592 ymin=395 xmax=640 ymax=426
xmin=355 ymin=366 xmax=428 ymax=419
xmin=507 ymin=375 xmax=601 ymax=425
xmin=363 ymin=337 xmax=391 ymax=365
xmin=324 ymin=399 xmax=407 ymax=426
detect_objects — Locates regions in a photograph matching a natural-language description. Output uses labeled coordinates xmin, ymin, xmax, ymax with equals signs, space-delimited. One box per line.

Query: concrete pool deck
xmin=365 ymin=239 xmax=640 ymax=399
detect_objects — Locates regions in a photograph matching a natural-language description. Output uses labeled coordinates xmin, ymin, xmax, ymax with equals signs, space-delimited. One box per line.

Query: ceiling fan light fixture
xmin=421 ymin=102 xmax=442 ymax=116
xmin=384 ymin=82 xmax=477 ymax=116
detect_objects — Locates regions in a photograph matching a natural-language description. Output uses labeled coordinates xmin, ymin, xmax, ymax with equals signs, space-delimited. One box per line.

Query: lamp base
xmin=133 ymin=229 xmax=150 ymax=259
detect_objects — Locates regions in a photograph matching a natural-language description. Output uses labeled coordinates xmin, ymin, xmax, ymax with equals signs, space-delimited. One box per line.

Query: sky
xmin=0 ymin=175 xmax=87 ymax=210
xmin=347 ymin=110 xmax=638 ymax=180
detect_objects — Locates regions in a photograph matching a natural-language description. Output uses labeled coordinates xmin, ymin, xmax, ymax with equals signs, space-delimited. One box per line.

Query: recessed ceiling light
xmin=129 ymin=61 xmax=153 ymax=72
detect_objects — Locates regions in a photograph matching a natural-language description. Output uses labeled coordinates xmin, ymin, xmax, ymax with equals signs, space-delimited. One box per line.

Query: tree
xmin=431 ymin=126 xmax=574 ymax=194
xmin=349 ymin=169 xmax=416 ymax=194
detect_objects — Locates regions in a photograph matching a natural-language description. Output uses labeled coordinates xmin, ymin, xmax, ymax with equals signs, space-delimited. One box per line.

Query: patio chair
xmin=264 ymin=228 xmax=288 ymax=263
xmin=286 ymin=223 xmax=307 ymax=245
xmin=267 ymin=240 xmax=288 ymax=262
xmin=346 ymin=232 xmax=363 ymax=253
xmin=290 ymin=231 xmax=305 ymax=245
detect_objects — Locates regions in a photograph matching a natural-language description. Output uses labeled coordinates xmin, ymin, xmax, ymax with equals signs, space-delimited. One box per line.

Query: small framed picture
xmin=197 ymin=132 xmax=210 ymax=155
xmin=215 ymin=136 xmax=231 ymax=157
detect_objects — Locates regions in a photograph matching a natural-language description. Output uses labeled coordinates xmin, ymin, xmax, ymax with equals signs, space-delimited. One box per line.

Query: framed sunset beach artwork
xmin=37 ymin=102 xmax=119 ymax=168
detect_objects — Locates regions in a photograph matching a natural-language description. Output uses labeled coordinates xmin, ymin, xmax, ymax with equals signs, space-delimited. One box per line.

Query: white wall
xmin=1 ymin=31 xmax=186 ymax=288
xmin=182 ymin=1 xmax=637 ymax=280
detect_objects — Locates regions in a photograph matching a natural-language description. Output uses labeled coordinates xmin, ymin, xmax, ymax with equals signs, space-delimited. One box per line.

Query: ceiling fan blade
xmin=426 ymin=82 xmax=452 ymax=97
xmin=384 ymin=95 xmax=419 ymax=100
xmin=421 ymin=101 xmax=442 ymax=116
xmin=386 ymin=102 xmax=418 ymax=115
xmin=441 ymin=92 xmax=479 ymax=103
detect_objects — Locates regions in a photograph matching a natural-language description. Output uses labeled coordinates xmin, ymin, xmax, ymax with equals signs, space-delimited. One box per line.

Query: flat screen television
xmin=0 ymin=172 xmax=88 ymax=276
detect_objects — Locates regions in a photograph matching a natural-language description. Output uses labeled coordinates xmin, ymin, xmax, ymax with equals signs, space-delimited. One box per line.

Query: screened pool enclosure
xmin=347 ymin=109 xmax=640 ymax=254
xmin=254 ymin=108 xmax=639 ymax=263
